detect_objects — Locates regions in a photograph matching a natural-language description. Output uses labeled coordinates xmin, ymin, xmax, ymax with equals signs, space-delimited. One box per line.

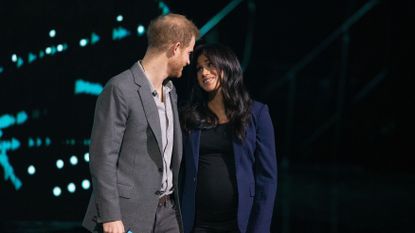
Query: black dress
xmin=193 ymin=123 xmax=239 ymax=233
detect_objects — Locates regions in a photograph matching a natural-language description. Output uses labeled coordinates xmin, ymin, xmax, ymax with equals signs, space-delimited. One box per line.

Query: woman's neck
xmin=208 ymin=91 xmax=229 ymax=124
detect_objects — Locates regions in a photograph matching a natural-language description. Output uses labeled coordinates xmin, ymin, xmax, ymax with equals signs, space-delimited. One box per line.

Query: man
xmin=82 ymin=13 xmax=199 ymax=233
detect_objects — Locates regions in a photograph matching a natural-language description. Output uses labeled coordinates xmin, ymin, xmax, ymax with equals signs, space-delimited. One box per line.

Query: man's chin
xmin=171 ymin=70 xmax=183 ymax=78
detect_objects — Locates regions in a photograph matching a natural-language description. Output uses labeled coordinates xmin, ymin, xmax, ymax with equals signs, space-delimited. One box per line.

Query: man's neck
xmin=140 ymin=51 xmax=169 ymax=94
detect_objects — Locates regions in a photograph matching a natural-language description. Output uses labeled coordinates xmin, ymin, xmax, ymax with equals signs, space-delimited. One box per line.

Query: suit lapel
xmin=170 ymin=88 xmax=182 ymax=175
xmin=130 ymin=62 xmax=163 ymax=155
xmin=191 ymin=130 xmax=201 ymax=172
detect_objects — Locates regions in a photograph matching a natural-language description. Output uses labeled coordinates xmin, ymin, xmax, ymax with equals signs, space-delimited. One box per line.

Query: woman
xmin=180 ymin=43 xmax=277 ymax=233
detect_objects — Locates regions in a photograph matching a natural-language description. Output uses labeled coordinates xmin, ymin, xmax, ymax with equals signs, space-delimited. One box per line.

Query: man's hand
xmin=103 ymin=220 xmax=125 ymax=233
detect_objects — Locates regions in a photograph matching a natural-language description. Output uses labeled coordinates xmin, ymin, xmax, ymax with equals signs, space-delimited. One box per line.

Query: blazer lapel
xmin=170 ymin=87 xmax=183 ymax=175
xmin=130 ymin=63 xmax=163 ymax=155
xmin=191 ymin=130 xmax=201 ymax=173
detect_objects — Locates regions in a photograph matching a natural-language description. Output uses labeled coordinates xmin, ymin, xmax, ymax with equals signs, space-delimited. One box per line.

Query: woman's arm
xmin=247 ymin=104 xmax=278 ymax=233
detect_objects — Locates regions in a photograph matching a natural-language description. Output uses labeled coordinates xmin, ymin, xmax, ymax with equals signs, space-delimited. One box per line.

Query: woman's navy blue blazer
xmin=180 ymin=101 xmax=278 ymax=233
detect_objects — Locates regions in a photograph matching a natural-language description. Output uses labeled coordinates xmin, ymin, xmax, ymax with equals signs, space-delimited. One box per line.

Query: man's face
xmin=168 ymin=36 xmax=196 ymax=78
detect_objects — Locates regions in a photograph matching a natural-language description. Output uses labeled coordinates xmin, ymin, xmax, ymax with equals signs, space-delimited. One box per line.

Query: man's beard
xmin=169 ymin=60 xmax=183 ymax=78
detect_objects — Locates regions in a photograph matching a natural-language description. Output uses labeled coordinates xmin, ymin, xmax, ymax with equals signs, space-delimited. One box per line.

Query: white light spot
xmin=53 ymin=186 xmax=62 ymax=197
xmin=70 ymin=155 xmax=78 ymax=165
xmin=49 ymin=29 xmax=56 ymax=38
xmin=27 ymin=165 xmax=36 ymax=175
xmin=56 ymin=159 xmax=64 ymax=169
xmin=67 ymin=182 xmax=76 ymax=193
xmin=79 ymin=39 xmax=88 ymax=47
xmin=45 ymin=47 xmax=52 ymax=54
xmin=57 ymin=44 xmax=64 ymax=52
xmin=116 ymin=15 xmax=124 ymax=22
xmin=137 ymin=25 xmax=145 ymax=35
xmin=82 ymin=179 xmax=91 ymax=190
xmin=84 ymin=152 xmax=90 ymax=162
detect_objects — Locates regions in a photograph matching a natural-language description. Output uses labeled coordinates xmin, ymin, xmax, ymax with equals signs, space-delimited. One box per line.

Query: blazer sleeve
xmin=247 ymin=104 xmax=278 ymax=233
xmin=89 ymin=83 xmax=128 ymax=223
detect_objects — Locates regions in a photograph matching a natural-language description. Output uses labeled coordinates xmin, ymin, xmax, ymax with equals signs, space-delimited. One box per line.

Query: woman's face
xmin=196 ymin=54 xmax=221 ymax=93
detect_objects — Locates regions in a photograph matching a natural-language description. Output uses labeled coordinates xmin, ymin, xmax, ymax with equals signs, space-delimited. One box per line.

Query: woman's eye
xmin=208 ymin=62 xmax=215 ymax=68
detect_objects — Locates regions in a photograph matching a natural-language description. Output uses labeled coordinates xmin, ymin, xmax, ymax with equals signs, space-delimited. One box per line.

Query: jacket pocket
xmin=117 ymin=183 xmax=133 ymax=199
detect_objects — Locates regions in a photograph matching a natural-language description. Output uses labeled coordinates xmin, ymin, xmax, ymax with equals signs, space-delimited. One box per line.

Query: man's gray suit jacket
xmin=82 ymin=63 xmax=183 ymax=233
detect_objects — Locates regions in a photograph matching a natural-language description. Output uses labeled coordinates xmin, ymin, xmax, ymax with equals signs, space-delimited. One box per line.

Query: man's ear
xmin=166 ymin=42 xmax=181 ymax=58
xmin=172 ymin=42 xmax=181 ymax=55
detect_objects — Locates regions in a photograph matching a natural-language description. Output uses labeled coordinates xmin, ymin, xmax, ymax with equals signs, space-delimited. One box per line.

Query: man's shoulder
xmin=106 ymin=69 xmax=133 ymax=88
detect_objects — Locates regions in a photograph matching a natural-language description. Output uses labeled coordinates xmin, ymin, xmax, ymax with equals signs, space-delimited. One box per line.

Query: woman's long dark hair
xmin=181 ymin=43 xmax=252 ymax=141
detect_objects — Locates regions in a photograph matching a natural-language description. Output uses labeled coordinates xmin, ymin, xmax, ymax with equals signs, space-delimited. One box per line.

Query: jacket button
xmin=193 ymin=177 xmax=196 ymax=182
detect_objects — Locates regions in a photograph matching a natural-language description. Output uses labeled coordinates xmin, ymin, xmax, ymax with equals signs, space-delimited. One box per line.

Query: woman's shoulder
xmin=249 ymin=100 xmax=274 ymax=131
xmin=250 ymin=100 xmax=268 ymax=114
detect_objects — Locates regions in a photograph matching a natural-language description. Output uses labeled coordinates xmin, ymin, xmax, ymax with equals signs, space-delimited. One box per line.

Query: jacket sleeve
xmin=247 ymin=104 xmax=278 ymax=233
xmin=89 ymin=83 xmax=128 ymax=223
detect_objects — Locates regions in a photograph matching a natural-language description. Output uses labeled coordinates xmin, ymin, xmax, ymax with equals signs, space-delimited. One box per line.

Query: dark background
xmin=0 ymin=0 xmax=413 ymax=232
